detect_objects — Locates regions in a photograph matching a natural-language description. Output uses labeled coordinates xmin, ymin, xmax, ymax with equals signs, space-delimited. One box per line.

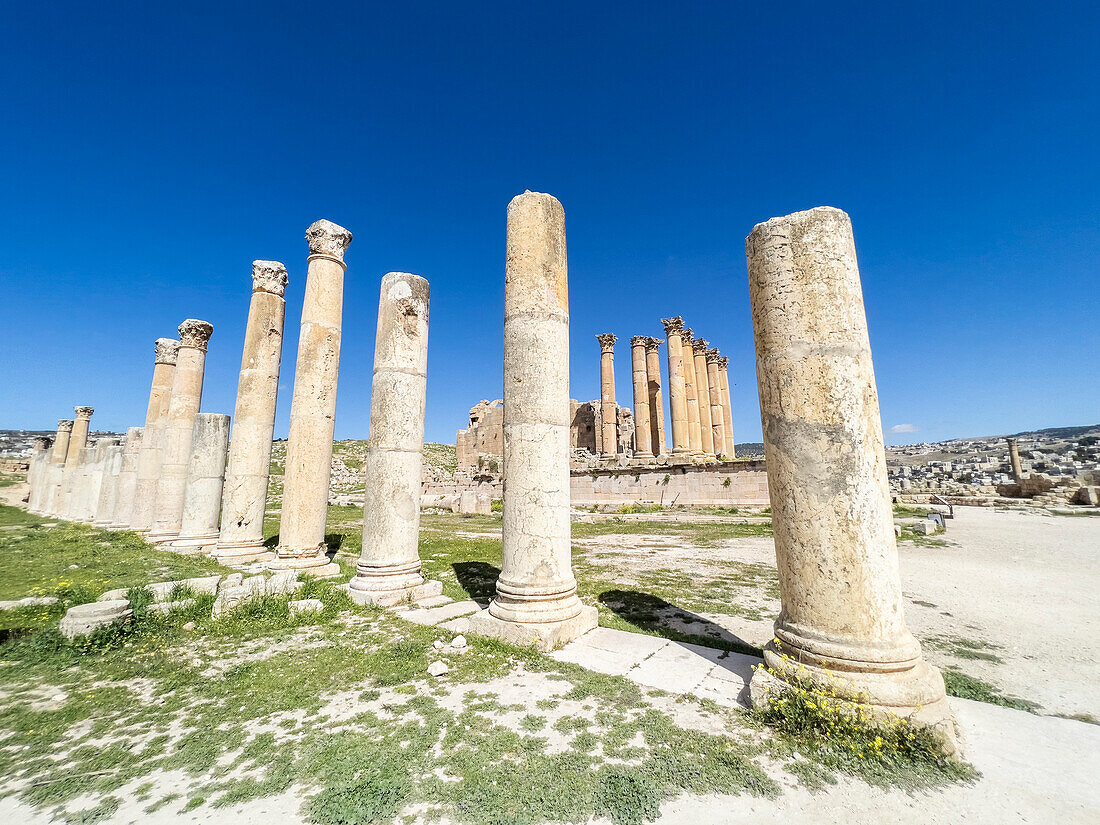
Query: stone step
xmin=413 ymin=594 xmax=454 ymax=609
xmin=401 ymin=600 xmax=480 ymax=627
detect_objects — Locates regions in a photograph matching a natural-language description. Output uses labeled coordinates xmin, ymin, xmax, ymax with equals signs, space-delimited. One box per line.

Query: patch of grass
xmin=893 ymin=504 xmax=932 ymax=519
xmin=1053 ymin=712 xmax=1100 ymax=725
xmin=923 ymin=634 xmax=1003 ymax=663
xmin=0 ymin=503 xmax=42 ymax=527
xmin=941 ymin=668 xmax=1037 ymax=711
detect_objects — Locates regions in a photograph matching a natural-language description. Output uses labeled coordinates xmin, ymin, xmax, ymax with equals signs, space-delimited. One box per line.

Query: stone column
xmin=718 ymin=356 xmax=736 ymax=458
xmin=660 ymin=318 xmax=691 ymax=456
xmin=65 ymin=406 xmax=94 ymax=465
xmin=597 ymin=334 xmax=618 ymax=458
xmin=644 ymin=338 xmax=667 ymax=456
xmin=681 ymin=330 xmax=705 ymax=458
xmin=130 ymin=339 xmax=180 ymax=531
xmin=78 ymin=437 xmax=117 ymax=523
xmin=108 ymin=427 xmax=143 ymax=529
xmin=745 ymin=206 xmax=951 ymax=740
xmin=60 ymin=408 xmax=93 ymax=521
xmin=213 ymin=261 xmax=288 ymax=564
xmin=93 ymin=444 xmax=125 ymax=527
xmin=629 ymin=336 xmax=653 ymax=459
xmin=148 ymin=320 xmax=213 ymax=542
xmin=170 ymin=413 xmax=230 ymax=552
xmin=349 ymin=272 xmax=442 ymax=605
xmin=27 ymin=437 xmax=51 ymax=513
xmin=50 ymin=421 xmax=73 ymax=465
xmin=270 ymin=220 xmax=352 ymax=578
xmin=1006 ymin=438 xmax=1023 ymax=481
xmin=43 ymin=420 xmax=72 ymax=516
xmin=692 ymin=338 xmax=715 ymax=459
xmin=468 ymin=190 xmax=597 ymax=651
xmin=706 ymin=349 xmax=727 ymax=459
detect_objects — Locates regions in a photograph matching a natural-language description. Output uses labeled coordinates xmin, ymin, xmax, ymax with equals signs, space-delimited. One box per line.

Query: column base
xmin=167 ymin=532 xmax=220 ymax=555
xmin=268 ymin=544 xmax=344 ymax=579
xmin=348 ymin=577 xmax=443 ymax=607
xmin=212 ymin=538 xmax=274 ymax=566
xmin=145 ymin=527 xmax=181 ymax=544
xmin=92 ymin=519 xmax=114 ymax=528
xmin=466 ymin=604 xmax=598 ymax=653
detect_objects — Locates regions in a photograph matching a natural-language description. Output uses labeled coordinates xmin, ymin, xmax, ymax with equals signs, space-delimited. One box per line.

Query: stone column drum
xmin=643 ymin=338 xmax=666 ymax=456
xmin=27 ymin=437 xmax=51 ymax=513
xmin=108 ymin=428 xmax=143 ymax=529
xmin=214 ymin=261 xmax=288 ymax=564
xmin=705 ymin=349 xmax=727 ymax=458
xmin=1006 ymin=438 xmax=1023 ymax=481
xmin=597 ymin=334 xmax=619 ymax=458
xmin=170 ymin=413 xmax=231 ymax=552
xmin=745 ymin=206 xmax=952 ymax=741
xmin=270 ymin=220 xmax=352 ymax=578
xmin=43 ymin=420 xmax=73 ymax=516
xmin=93 ymin=444 xmax=125 ymax=526
xmin=629 ymin=336 xmax=653 ymax=459
xmin=692 ymin=338 xmax=715 ymax=459
xmin=681 ymin=330 xmax=704 ymax=458
xmin=660 ymin=318 xmax=691 ymax=456
xmin=718 ymin=356 xmax=736 ymax=458
xmin=349 ymin=272 xmax=443 ymax=605
xmin=148 ymin=320 xmax=214 ymax=542
xmin=129 ymin=339 xmax=180 ymax=531
xmin=468 ymin=191 xmax=598 ymax=651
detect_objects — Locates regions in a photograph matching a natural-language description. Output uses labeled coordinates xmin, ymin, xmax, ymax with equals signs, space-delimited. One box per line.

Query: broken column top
xmin=154 ymin=338 xmax=181 ymax=365
xmin=306 ymin=219 xmax=353 ymax=262
xmin=660 ymin=316 xmax=684 ymax=335
xmin=596 ymin=333 xmax=617 ymax=350
xmin=57 ymin=419 xmax=74 ymax=431
xmin=177 ymin=319 xmax=214 ymax=350
xmin=74 ymin=406 xmax=94 ymax=418
xmin=718 ymin=356 xmax=729 ymax=368
xmin=252 ymin=260 xmax=289 ymax=297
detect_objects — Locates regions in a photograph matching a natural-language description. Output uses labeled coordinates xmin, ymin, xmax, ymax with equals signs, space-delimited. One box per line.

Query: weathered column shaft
xmin=706 ymin=350 xmax=726 ymax=458
xmin=109 ymin=428 xmax=143 ymax=529
xmin=1006 ymin=438 xmax=1023 ymax=481
xmin=349 ymin=272 xmax=441 ymax=605
xmin=149 ymin=320 xmax=213 ymax=541
xmin=172 ymin=413 xmax=230 ymax=551
xmin=597 ymin=334 xmax=618 ymax=458
xmin=692 ymin=339 xmax=715 ymax=458
xmin=682 ymin=330 xmax=704 ymax=456
xmin=65 ymin=406 xmax=94 ymax=466
xmin=644 ymin=338 xmax=667 ymax=455
xmin=271 ymin=220 xmax=352 ymax=578
xmin=469 ymin=191 xmax=597 ymax=651
xmin=214 ymin=262 xmax=287 ymax=563
xmin=44 ymin=420 xmax=73 ymax=516
xmin=79 ymin=437 xmax=117 ymax=523
xmin=629 ymin=337 xmax=653 ymax=458
xmin=745 ymin=206 xmax=950 ymax=735
xmin=719 ymin=358 xmax=736 ymax=458
xmin=130 ymin=339 xmax=180 ymax=531
xmin=660 ymin=318 xmax=691 ymax=455
xmin=27 ymin=438 xmax=51 ymax=513
xmin=50 ymin=421 xmax=72 ymax=465
xmin=94 ymin=445 xmax=125 ymax=526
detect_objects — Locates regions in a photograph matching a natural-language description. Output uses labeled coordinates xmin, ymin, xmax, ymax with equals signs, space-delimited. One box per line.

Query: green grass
xmin=0 ymin=502 xmax=42 ymax=527
xmin=940 ymin=669 xmax=1037 ymax=711
xmin=923 ymin=634 xmax=1004 ymax=663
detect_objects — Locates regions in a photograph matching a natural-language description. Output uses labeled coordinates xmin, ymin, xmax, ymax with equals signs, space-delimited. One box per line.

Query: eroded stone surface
xmin=59 ymin=599 xmax=132 ymax=638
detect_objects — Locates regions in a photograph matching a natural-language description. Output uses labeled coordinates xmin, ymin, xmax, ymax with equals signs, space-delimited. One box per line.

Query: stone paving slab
xmin=402 ymin=600 xmax=480 ymax=626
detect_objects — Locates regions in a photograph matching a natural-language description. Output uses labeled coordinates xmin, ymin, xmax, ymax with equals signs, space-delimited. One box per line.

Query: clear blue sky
xmin=1 ymin=2 xmax=1097 ymax=446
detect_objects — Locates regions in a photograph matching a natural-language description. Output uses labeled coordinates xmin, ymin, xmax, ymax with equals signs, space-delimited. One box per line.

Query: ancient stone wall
xmin=569 ymin=460 xmax=769 ymax=507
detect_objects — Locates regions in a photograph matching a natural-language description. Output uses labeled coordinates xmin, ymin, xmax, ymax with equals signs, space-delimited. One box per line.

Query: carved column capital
xmin=705 ymin=347 xmax=721 ymax=364
xmin=154 ymin=338 xmax=180 ymax=365
xmin=717 ymin=356 xmax=729 ymax=369
xmin=306 ymin=219 xmax=353 ymax=266
xmin=596 ymin=333 xmax=618 ymax=351
xmin=644 ymin=336 xmax=663 ymax=353
xmin=252 ymin=260 xmax=288 ymax=297
xmin=681 ymin=328 xmax=694 ymax=347
xmin=691 ymin=338 xmax=709 ymax=355
xmin=178 ymin=319 xmax=214 ymax=351
xmin=57 ymin=420 xmax=74 ymax=433
xmin=660 ymin=316 xmax=684 ymax=336
xmin=74 ymin=406 xmax=94 ymax=419
xmin=630 ymin=335 xmax=648 ymax=348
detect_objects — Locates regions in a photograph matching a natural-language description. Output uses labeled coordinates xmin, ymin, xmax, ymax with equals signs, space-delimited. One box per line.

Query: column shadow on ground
xmin=453 ymin=561 xmax=501 ymax=607
xmin=597 ymin=589 xmax=764 ymax=660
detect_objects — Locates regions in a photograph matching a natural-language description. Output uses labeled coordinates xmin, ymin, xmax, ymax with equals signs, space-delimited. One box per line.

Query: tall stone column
xmin=349 ymin=272 xmax=442 ymax=605
xmin=469 ymin=191 xmax=597 ymax=651
xmin=644 ymin=338 xmax=667 ymax=456
xmin=718 ymin=356 xmax=736 ymax=458
xmin=27 ymin=437 xmax=51 ymax=513
xmin=130 ymin=339 xmax=180 ymax=531
xmin=78 ymin=437 xmax=118 ymax=523
xmin=270 ymin=220 xmax=352 ymax=578
xmin=681 ymin=330 xmax=704 ymax=458
xmin=93 ymin=444 xmax=125 ymax=527
xmin=60 ymin=408 xmax=93 ymax=521
xmin=65 ymin=407 xmax=94 ymax=465
xmin=597 ymin=334 xmax=618 ymax=458
xmin=214 ymin=261 xmax=288 ymax=564
xmin=43 ymin=420 xmax=72 ymax=516
xmin=745 ymin=207 xmax=952 ymax=740
xmin=170 ymin=413 xmax=230 ymax=552
xmin=629 ymin=336 xmax=653 ymax=459
xmin=50 ymin=421 xmax=73 ymax=465
xmin=660 ymin=318 xmax=691 ymax=456
xmin=108 ymin=428 xmax=143 ymax=529
xmin=1006 ymin=438 xmax=1023 ymax=481
xmin=705 ymin=349 xmax=727 ymax=459
xmin=148 ymin=320 xmax=214 ymax=542
xmin=692 ymin=338 xmax=715 ymax=459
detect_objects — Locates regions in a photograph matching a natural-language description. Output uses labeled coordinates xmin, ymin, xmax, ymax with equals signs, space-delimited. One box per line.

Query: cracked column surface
xmin=27 ymin=437 xmax=51 ymax=513
xmin=468 ymin=191 xmax=597 ymax=652
xmin=745 ymin=206 xmax=953 ymax=745
xmin=644 ymin=338 xmax=667 ymax=456
xmin=660 ymin=318 xmax=691 ymax=456
xmin=93 ymin=443 xmax=125 ymax=527
xmin=692 ymin=338 xmax=715 ymax=459
xmin=60 ymin=407 xmax=94 ymax=520
xmin=108 ymin=427 xmax=143 ymax=529
xmin=630 ymin=336 xmax=653 ymax=458
xmin=171 ymin=413 xmax=230 ymax=553
xmin=718 ymin=356 xmax=736 ymax=458
xmin=681 ymin=329 xmax=703 ymax=457
xmin=214 ymin=261 xmax=287 ymax=564
xmin=349 ymin=272 xmax=442 ymax=605
xmin=129 ymin=339 xmax=180 ymax=531
xmin=706 ymin=348 xmax=727 ymax=459
xmin=597 ymin=334 xmax=618 ymax=458
xmin=42 ymin=420 xmax=72 ymax=516
xmin=270 ymin=220 xmax=351 ymax=578
xmin=149 ymin=320 xmax=213 ymax=543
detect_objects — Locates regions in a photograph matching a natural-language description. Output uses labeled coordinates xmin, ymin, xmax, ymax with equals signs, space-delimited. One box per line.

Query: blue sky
xmin=1 ymin=2 xmax=1097 ymax=446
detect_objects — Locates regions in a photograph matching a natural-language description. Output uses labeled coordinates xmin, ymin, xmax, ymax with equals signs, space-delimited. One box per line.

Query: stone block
xmin=184 ymin=575 xmax=222 ymax=595
xmin=147 ymin=580 xmax=185 ymax=602
xmin=211 ymin=585 xmax=253 ymax=618
xmin=60 ymin=600 xmax=132 ymax=638
xmin=222 ymin=573 xmax=244 ymax=589
xmin=97 ymin=588 xmax=130 ymax=602
xmin=401 ymin=599 xmax=480 ymax=626
xmin=148 ymin=599 xmax=197 ymax=615
xmin=289 ymin=598 xmax=324 ymax=615
xmin=466 ymin=604 xmax=598 ymax=653
xmin=266 ymin=571 xmax=303 ymax=596
xmin=0 ymin=596 xmax=59 ymax=610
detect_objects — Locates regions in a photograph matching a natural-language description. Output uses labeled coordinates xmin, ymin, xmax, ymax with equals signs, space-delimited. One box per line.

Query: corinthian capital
xmin=644 ymin=336 xmax=663 ymax=353
xmin=252 ymin=260 xmax=288 ymax=297
xmin=681 ymin=328 xmax=693 ymax=345
xmin=718 ymin=356 xmax=729 ymax=369
xmin=691 ymin=338 xmax=709 ymax=354
xmin=57 ymin=420 xmax=74 ymax=433
xmin=705 ymin=347 xmax=721 ymax=364
xmin=630 ymin=335 xmax=648 ymax=348
xmin=154 ymin=338 xmax=180 ymax=365
xmin=596 ymin=333 xmax=618 ymax=351
xmin=660 ymin=316 xmax=684 ymax=336
xmin=306 ymin=219 xmax=353 ymax=262
xmin=74 ymin=406 xmax=94 ymax=419
xmin=178 ymin=319 xmax=214 ymax=351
